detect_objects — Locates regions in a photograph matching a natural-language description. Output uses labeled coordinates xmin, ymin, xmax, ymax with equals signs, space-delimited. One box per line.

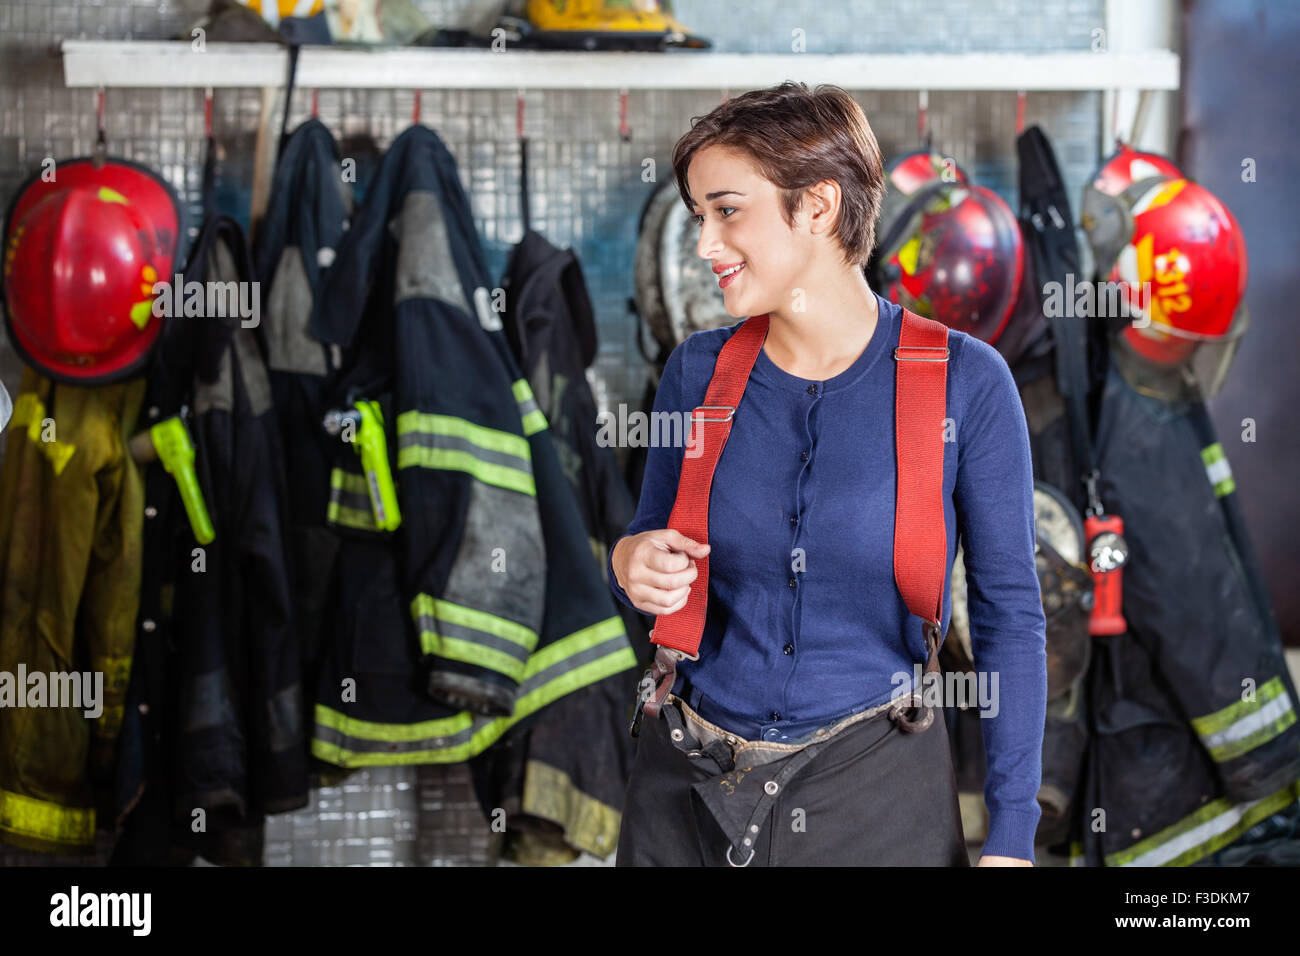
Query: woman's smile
xmin=715 ymin=260 xmax=746 ymax=288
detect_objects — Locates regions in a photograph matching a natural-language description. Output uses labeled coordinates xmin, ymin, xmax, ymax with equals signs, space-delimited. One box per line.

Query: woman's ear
xmin=805 ymin=179 xmax=842 ymax=238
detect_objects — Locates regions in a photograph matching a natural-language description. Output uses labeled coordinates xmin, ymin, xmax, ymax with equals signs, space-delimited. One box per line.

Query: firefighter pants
xmin=615 ymin=693 xmax=969 ymax=866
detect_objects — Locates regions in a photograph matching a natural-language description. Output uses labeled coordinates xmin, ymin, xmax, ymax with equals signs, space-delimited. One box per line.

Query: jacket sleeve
xmin=951 ymin=337 xmax=1048 ymax=863
xmin=607 ymin=339 xmax=690 ymax=609
xmin=393 ymin=240 xmax=548 ymax=718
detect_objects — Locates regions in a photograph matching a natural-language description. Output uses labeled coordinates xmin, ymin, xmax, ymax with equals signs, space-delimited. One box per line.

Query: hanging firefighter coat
xmin=461 ymin=227 xmax=651 ymax=860
xmin=110 ymin=211 xmax=309 ymax=866
xmin=253 ymin=118 xmax=355 ymax=707
xmin=307 ymin=125 xmax=636 ymax=769
xmin=1072 ymin=360 xmax=1300 ymax=866
xmin=0 ymin=367 xmax=146 ymax=853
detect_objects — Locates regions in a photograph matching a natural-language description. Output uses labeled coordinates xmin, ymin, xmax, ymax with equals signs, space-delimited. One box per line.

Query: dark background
xmin=1181 ymin=0 xmax=1299 ymax=646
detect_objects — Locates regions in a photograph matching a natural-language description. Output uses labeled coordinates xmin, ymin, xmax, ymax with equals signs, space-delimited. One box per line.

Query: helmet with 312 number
xmin=1097 ymin=176 xmax=1248 ymax=374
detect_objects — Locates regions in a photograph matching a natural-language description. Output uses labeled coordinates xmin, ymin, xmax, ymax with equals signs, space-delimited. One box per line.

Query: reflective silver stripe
xmin=1116 ymin=787 xmax=1298 ymax=867
xmin=516 ymin=394 xmax=541 ymax=420
xmin=331 ymin=487 xmax=372 ymax=515
xmin=328 ymin=468 xmax=379 ymax=530
xmin=397 ymin=429 xmax=531 ymax=474
xmin=413 ymin=610 xmax=532 ymax=666
xmin=314 ymin=632 xmax=630 ymax=756
xmin=1199 ymin=690 xmax=1294 ymax=757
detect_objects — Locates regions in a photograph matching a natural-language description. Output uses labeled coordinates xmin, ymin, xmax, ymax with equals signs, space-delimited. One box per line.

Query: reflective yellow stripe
xmin=1190 ymin=676 xmax=1295 ymax=762
xmin=311 ymin=615 xmax=634 ymax=766
xmin=397 ymin=410 xmax=530 ymax=460
xmin=512 ymin=378 xmax=548 ymax=436
xmin=0 ymin=789 xmax=96 ymax=847
xmin=331 ymin=467 xmax=370 ymax=495
xmin=522 ymin=759 xmax=621 ymax=858
xmin=327 ymin=501 xmax=380 ymax=530
xmin=11 ymin=391 xmax=40 ymax=428
xmin=10 ymin=392 xmax=76 ymax=474
xmin=1200 ymin=442 xmax=1235 ymax=497
xmin=411 ymin=593 xmax=537 ymax=682
xmin=397 ymin=446 xmax=536 ymax=496
xmin=396 ymin=410 xmax=535 ymax=496
xmin=1105 ymin=779 xmax=1300 ymax=867
xmin=327 ymin=467 xmax=380 ymax=531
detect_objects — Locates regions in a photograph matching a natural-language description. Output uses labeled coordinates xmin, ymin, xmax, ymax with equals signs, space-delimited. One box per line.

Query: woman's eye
xmin=694 ymin=207 xmax=736 ymax=225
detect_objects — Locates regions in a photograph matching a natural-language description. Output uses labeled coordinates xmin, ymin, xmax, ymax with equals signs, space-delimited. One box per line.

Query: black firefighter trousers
xmin=616 ymin=694 xmax=969 ymax=866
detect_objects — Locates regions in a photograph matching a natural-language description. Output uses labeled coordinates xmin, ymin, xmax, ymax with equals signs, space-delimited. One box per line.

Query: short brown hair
xmin=671 ymin=81 xmax=885 ymax=269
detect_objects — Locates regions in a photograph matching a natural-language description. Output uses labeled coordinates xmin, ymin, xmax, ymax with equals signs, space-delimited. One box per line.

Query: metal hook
xmin=92 ymin=86 xmax=107 ymax=168
xmin=917 ymin=90 xmax=929 ymax=150
xmin=726 ymin=843 xmax=755 ymax=867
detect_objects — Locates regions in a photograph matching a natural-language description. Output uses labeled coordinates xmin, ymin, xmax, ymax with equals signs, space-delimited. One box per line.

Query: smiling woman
xmin=608 ymin=81 xmax=1047 ymax=868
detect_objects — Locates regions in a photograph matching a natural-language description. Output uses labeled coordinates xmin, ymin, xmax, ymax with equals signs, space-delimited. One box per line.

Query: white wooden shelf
xmin=62 ymin=40 xmax=1179 ymax=92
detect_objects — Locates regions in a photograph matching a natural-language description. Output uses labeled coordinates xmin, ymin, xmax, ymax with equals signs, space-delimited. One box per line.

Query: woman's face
xmin=687 ymin=144 xmax=816 ymax=318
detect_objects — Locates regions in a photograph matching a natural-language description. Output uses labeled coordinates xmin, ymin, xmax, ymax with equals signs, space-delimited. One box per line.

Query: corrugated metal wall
xmin=0 ymin=0 xmax=1106 ymax=866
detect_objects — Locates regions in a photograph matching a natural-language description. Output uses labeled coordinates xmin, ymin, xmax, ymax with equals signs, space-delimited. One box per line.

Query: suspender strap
xmin=893 ymin=308 xmax=951 ymax=673
xmin=649 ymin=313 xmax=770 ymax=658
xmin=648 ymin=308 xmax=949 ymax=673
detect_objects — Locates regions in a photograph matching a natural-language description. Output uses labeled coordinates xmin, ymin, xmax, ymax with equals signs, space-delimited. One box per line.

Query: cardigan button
xmin=783 ymin=643 xmax=794 ymax=656
xmin=788 ymin=577 xmax=796 ymax=589
xmin=806 ymin=384 xmax=818 ymax=395
xmin=800 ymin=450 xmax=809 ymax=461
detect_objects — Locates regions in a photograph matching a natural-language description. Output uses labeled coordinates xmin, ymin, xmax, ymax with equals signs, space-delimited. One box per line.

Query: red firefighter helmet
xmin=1102 ymin=176 xmax=1248 ymax=368
xmin=1091 ymin=142 xmax=1184 ymax=197
xmin=887 ymin=149 xmax=969 ymax=194
xmin=876 ymin=150 xmax=970 ymax=257
xmin=874 ymin=180 xmax=1024 ymax=345
xmin=2 ymin=157 xmax=183 ymax=384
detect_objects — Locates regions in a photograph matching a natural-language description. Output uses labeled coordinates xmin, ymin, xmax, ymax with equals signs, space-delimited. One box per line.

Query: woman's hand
xmin=612 ymin=529 xmax=710 ymax=616
xmin=977 ymin=855 xmax=1034 ymax=866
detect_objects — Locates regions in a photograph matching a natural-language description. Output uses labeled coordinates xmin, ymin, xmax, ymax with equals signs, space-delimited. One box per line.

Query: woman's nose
xmin=696 ymin=221 xmax=721 ymax=260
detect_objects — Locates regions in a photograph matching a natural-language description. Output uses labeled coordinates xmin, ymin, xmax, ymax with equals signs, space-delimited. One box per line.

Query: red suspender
xmin=648 ymin=308 xmax=950 ymax=673
xmin=648 ymin=313 xmax=771 ymax=658
xmin=892 ymin=309 xmax=951 ymax=673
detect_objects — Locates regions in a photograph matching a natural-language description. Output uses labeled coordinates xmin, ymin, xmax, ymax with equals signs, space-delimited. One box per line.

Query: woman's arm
xmin=608 ymin=339 xmax=691 ymax=607
xmin=952 ymin=336 xmax=1049 ymax=865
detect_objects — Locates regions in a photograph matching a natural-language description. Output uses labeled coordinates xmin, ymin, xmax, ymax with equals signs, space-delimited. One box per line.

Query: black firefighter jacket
xmin=464 ymin=227 xmax=653 ymax=861
xmin=111 ymin=213 xmax=309 ymax=866
xmin=306 ymin=125 xmax=637 ymax=855
xmin=1071 ymin=360 xmax=1300 ymax=866
xmin=253 ymin=118 xmax=354 ymax=713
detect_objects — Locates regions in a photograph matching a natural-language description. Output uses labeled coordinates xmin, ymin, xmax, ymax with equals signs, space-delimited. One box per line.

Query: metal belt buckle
xmin=629 ymin=673 xmax=653 ymax=738
xmin=894 ymin=345 xmax=950 ymax=362
xmin=691 ymin=405 xmax=735 ymax=423
xmin=629 ymin=637 xmax=698 ymax=737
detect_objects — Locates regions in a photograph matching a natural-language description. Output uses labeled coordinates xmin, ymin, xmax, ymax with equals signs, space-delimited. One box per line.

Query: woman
xmin=608 ymin=82 xmax=1046 ymax=866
